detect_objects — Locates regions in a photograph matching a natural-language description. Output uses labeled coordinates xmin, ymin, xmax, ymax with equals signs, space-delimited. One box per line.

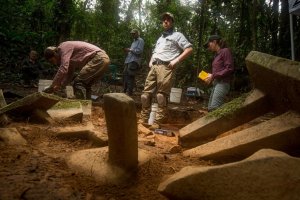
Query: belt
xmin=152 ymin=59 xmax=169 ymax=65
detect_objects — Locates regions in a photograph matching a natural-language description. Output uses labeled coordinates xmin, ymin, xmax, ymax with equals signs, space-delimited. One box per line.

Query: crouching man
xmin=43 ymin=41 xmax=110 ymax=99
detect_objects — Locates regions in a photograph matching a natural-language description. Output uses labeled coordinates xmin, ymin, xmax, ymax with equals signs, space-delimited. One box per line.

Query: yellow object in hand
xmin=198 ymin=70 xmax=209 ymax=80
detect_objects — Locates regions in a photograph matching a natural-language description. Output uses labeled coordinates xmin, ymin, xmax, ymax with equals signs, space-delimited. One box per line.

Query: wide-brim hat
xmin=203 ymin=35 xmax=221 ymax=48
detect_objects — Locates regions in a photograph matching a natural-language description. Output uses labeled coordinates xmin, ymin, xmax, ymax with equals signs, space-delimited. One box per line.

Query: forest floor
xmin=0 ymin=82 xmax=249 ymax=200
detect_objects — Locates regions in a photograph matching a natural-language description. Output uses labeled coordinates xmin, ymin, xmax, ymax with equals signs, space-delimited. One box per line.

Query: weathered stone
xmin=66 ymin=93 xmax=142 ymax=185
xmin=103 ymin=93 xmax=138 ymax=171
xmin=183 ymin=111 xmax=300 ymax=161
xmin=0 ymin=128 xmax=27 ymax=145
xmin=0 ymin=92 xmax=61 ymax=119
xmin=47 ymin=100 xmax=85 ymax=122
xmin=179 ymin=89 xmax=270 ymax=148
xmin=158 ymin=149 xmax=300 ymax=200
xmin=246 ymin=51 xmax=300 ymax=113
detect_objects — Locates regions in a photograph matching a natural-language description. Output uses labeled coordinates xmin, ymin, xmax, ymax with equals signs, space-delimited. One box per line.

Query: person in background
xmin=43 ymin=41 xmax=110 ymax=99
xmin=21 ymin=50 xmax=42 ymax=87
xmin=203 ymin=35 xmax=234 ymax=111
xmin=123 ymin=29 xmax=144 ymax=96
xmin=140 ymin=12 xmax=193 ymax=129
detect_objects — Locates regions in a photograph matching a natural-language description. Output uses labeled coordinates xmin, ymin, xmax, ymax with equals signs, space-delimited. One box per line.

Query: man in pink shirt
xmin=43 ymin=41 xmax=110 ymax=99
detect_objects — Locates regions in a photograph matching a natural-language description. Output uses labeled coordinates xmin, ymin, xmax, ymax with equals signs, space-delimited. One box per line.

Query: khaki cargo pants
xmin=73 ymin=51 xmax=110 ymax=99
xmin=140 ymin=64 xmax=174 ymax=123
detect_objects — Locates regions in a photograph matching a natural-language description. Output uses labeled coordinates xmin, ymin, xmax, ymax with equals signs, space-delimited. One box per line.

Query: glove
xmin=168 ymin=58 xmax=180 ymax=69
xmin=43 ymin=86 xmax=54 ymax=93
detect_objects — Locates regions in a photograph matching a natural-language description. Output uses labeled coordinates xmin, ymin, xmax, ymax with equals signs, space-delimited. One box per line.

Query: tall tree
xmin=271 ymin=0 xmax=279 ymax=55
xmin=278 ymin=0 xmax=290 ymax=58
xmin=53 ymin=0 xmax=74 ymax=43
xmin=250 ymin=0 xmax=258 ymax=50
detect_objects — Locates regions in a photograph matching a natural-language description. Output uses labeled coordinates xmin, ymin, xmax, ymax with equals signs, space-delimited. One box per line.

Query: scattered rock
xmin=144 ymin=140 xmax=156 ymax=146
xmin=168 ymin=145 xmax=182 ymax=154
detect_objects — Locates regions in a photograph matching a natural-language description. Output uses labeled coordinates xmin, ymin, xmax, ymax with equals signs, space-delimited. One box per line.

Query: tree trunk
xmin=53 ymin=0 xmax=73 ymax=44
xmin=195 ymin=0 xmax=208 ymax=85
xmin=238 ymin=0 xmax=251 ymax=47
xmin=278 ymin=0 xmax=290 ymax=58
xmin=250 ymin=0 xmax=257 ymax=50
xmin=271 ymin=0 xmax=279 ymax=55
xmin=138 ymin=0 xmax=142 ymax=28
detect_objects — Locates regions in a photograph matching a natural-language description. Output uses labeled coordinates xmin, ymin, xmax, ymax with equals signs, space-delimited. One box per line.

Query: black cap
xmin=203 ymin=35 xmax=221 ymax=48
xmin=161 ymin=12 xmax=174 ymax=22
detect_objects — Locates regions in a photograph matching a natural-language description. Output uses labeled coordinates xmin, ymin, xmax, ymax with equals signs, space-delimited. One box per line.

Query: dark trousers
xmin=123 ymin=62 xmax=139 ymax=95
xmin=22 ymin=67 xmax=39 ymax=85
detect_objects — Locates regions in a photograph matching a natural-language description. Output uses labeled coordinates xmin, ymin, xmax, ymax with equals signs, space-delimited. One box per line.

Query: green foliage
xmin=207 ymin=92 xmax=248 ymax=118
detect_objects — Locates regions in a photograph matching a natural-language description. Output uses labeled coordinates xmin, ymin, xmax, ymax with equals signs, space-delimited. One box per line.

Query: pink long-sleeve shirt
xmin=52 ymin=41 xmax=103 ymax=86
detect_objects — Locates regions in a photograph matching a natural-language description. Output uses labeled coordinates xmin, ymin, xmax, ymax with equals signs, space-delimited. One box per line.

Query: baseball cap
xmin=203 ymin=35 xmax=221 ymax=48
xmin=161 ymin=12 xmax=174 ymax=22
xmin=130 ymin=29 xmax=139 ymax=34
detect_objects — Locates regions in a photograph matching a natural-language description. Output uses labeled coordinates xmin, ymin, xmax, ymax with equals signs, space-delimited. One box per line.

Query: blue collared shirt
xmin=152 ymin=31 xmax=192 ymax=62
xmin=125 ymin=37 xmax=144 ymax=65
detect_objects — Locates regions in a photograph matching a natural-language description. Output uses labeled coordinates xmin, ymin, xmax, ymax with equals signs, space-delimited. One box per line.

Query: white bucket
xmin=65 ymin=85 xmax=75 ymax=98
xmin=148 ymin=103 xmax=158 ymax=125
xmin=38 ymin=79 xmax=53 ymax=92
xmin=170 ymin=87 xmax=182 ymax=103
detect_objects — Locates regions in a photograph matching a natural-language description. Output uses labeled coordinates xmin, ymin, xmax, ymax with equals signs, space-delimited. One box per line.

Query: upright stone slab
xmin=103 ymin=93 xmax=138 ymax=171
xmin=183 ymin=111 xmax=300 ymax=161
xmin=158 ymin=149 xmax=300 ymax=200
xmin=246 ymin=51 xmax=300 ymax=113
xmin=179 ymin=89 xmax=270 ymax=148
xmin=66 ymin=93 xmax=153 ymax=184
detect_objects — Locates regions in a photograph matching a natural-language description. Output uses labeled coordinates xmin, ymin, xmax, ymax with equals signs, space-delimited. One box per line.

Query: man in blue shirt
xmin=123 ymin=29 xmax=144 ymax=96
xmin=140 ymin=12 xmax=193 ymax=129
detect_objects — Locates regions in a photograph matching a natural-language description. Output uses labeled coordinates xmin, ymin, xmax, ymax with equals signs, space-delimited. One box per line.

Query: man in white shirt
xmin=140 ymin=12 xmax=193 ymax=129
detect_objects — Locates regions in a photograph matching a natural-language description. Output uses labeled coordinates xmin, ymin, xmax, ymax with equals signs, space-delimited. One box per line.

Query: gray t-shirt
xmin=152 ymin=31 xmax=192 ymax=62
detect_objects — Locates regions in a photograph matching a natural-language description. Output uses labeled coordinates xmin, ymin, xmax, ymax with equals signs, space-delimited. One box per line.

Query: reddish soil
xmin=0 ymin=84 xmax=213 ymax=200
